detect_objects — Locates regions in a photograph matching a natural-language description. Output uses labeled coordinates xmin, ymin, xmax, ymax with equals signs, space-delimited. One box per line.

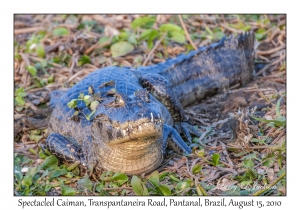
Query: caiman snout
xmin=92 ymin=107 xmax=163 ymax=145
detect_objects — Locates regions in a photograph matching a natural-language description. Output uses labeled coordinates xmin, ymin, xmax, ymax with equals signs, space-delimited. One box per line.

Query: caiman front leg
xmin=42 ymin=133 xmax=90 ymax=175
xmin=162 ymin=124 xmax=192 ymax=154
xmin=139 ymin=73 xmax=200 ymax=143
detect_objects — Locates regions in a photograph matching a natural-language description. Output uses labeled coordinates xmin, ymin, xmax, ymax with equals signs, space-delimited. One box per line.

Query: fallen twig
xmin=251 ymin=171 xmax=286 ymax=196
xmin=14 ymin=27 xmax=45 ymax=34
xmin=143 ymin=33 xmax=167 ymax=66
xmin=178 ymin=15 xmax=197 ymax=51
xmin=85 ymin=38 xmax=112 ymax=55
xmin=256 ymin=44 xmax=285 ymax=56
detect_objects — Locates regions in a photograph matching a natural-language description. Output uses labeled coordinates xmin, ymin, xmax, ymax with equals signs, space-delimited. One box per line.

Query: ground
xmin=14 ymin=14 xmax=286 ymax=196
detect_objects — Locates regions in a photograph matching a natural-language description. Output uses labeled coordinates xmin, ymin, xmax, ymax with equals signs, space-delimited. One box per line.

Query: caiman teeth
xmin=122 ymin=130 xmax=126 ymax=137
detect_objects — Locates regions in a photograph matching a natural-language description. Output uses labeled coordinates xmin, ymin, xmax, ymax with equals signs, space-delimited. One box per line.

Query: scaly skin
xmin=45 ymin=32 xmax=254 ymax=175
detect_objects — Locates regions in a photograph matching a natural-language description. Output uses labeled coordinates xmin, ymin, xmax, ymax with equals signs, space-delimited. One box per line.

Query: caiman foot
xmin=174 ymin=122 xmax=200 ymax=143
xmin=163 ymin=124 xmax=192 ymax=154
xmin=42 ymin=133 xmax=90 ymax=176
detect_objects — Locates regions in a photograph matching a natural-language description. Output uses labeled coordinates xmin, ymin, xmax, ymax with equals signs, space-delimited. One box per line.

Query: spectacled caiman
xmin=44 ymin=32 xmax=255 ymax=175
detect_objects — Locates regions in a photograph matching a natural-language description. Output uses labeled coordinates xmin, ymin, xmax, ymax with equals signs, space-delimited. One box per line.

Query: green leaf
xmin=160 ymin=24 xmax=182 ymax=33
xmin=77 ymin=177 xmax=93 ymax=191
xmin=251 ymin=115 xmax=285 ymax=128
xmin=192 ymin=164 xmax=202 ymax=174
xmin=256 ymin=28 xmax=266 ymax=34
xmin=99 ymin=36 xmax=110 ymax=45
xmin=42 ymin=155 xmax=58 ymax=170
xmin=86 ymin=110 xmax=96 ymax=121
xmin=214 ymin=31 xmax=225 ymax=40
xmin=159 ymin=171 xmax=169 ymax=181
xmin=241 ymin=180 xmax=253 ymax=187
xmin=242 ymin=25 xmax=251 ymax=31
xmin=22 ymin=175 xmax=33 ymax=187
xmin=155 ymin=184 xmax=171 ymax=196
xmin=118 ymin=31 xmax=129 ymax=41
xmin=95 ymin=183 xmax=108 ymax=193
xmin=262 ymin=159 xmax=274 ymax=167
xmin=229 ymin=22 xmax=250 ymax=31
xmin=15 ymin=87 xmax=26 ymax=97
xmin=83 ymin=95 xmax=92 ymax=105
xmin=49 ymin=169 xmax=68 ymax=179
xmin=139 ymin=29 xmax=158 ymax=41
xmin=90 ymin=101 xmax=100 ymax=111
xmin=212 ymin=153 xmax=221 ymax=166
xmin=14 ymin=170 xmax=23 ymax=182
xmin=169 ymin=174 xmax=180 ymax=182
xmin=52 ymin=27 xmax=69 ymax=36
xmin=148 ymin=30 xmax=159 ymax=40
xmin=110 ymin=41 xmax=134 ymax=57
xmin=147 ymin=40 xmax=154 ymax=49
xmin=27 ymin=166 xmax=41 ymax=177
xmin=205 ymin=25 xmax=214 ymax=37
xmin=243 ymin=159 xmax=254 ymax=169
xmin=128 ymin=34 xmax=137 ymax=45
xmin=26 ymin=65 xmax=37 ymax=76
xmin=176 ymin=181 xmax=191 ymax=191
xmin=48 ymin=74 xmax=54 ymax=83
xmin=29 ymin=134 xmax=43 ymax=143
xmin=15 ymin=87 xmax=26 ymax=106
xmin=62 ymin=186 xmax=76 ymax=196
xmin=147 ymin=171 xmax=159 ymax=187
xmin=241 ymin=152 xmax=261 ymax=161
xmin=110 ymin=173 xmax=128 ymax=185
xmin=78 ymin=55 xmax=90 ymax=66
xmin=139 ymin=29 xmax=152 ymax=40
xmin=36 ymin=43 xmax=45 ymax=58
xmin=196 ymin=149 xmax=205 ymax=158
xmin=255 ymin=33 xmax=265 ymax=41
xmin=222 ymin=186 xmax=241 ymax=196
xmin=171 ymin=31 xmax=186 ymax=43
xmin=67 ymin=99 xmax=78 ymax=109
xmin=66 ymin=161 xmax=80 ymax=171
xmin=29 ymin=148 xmax=37 ymax=155
xmin=131 ymin=17 xmax=156 ymax=29
xmin=250 ymin=138 xmax=266 ymax=145
xmin=65 ymin=172 xmax=73 ymax=178
xmin=276 ymin=96 xmax=284 ymax=117
xmin=131 ymin=175 xmax=148 ymax=195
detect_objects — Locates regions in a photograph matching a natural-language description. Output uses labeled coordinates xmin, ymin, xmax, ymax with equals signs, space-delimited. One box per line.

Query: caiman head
xmin=91 ymin=89 xmax=164 ymax=145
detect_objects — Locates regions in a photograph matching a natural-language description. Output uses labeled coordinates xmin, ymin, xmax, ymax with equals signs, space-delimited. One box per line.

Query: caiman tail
xmin=137 ymin=32 xmax=255 ymax=107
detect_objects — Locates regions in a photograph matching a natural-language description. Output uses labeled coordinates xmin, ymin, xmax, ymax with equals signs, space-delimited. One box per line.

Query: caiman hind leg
xmin=139 ymin=73 xmax=200 ymax=143
xmin=42 ymin=133 xmax=90 ymax=176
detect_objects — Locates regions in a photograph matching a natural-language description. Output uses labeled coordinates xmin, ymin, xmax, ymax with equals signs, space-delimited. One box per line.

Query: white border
xmin=2 ymin=0 xmax=297 ymax=208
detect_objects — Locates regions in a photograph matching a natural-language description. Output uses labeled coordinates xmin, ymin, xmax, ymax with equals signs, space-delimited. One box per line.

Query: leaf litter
xmin=14 ymin=14 xmax=286 ymax=196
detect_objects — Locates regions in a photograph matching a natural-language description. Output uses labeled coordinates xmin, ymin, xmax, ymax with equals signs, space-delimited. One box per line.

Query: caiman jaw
xmin=92 ymin=116 xmax=163 ymax=145
xmin=110 ymin=121 xmax=162 ymax=145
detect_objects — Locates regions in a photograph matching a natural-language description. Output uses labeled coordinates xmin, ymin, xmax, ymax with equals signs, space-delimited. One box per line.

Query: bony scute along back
xmin=44 ymin=32 xmax=255 ymax=175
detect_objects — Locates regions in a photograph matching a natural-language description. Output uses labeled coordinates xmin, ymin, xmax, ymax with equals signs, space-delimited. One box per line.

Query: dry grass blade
xmin=178 ymin=15 xmax=197 ymax=51
xmin=257 ymin=44 xmax=286 ymax=56
xmin=256 ymin=53 xmax=286 ymax=76
xmin=142 ymin=32 xmax=167 ymax=66
xmin=84 ymin=37 xmax=112 ymax=55
xmin=14 ymin=27 xmax=45 ymax=34
xmin=251 ymin=171 xmax=286 ymax=196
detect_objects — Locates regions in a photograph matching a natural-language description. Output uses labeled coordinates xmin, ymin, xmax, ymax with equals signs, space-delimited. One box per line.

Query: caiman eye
xmin=104 ymin=93 xmax=125 ymax=108
xmin=135 ymin=89 xmax=150 ymax=103
xmin=114 ymin=93 xmax=125 ymax=106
